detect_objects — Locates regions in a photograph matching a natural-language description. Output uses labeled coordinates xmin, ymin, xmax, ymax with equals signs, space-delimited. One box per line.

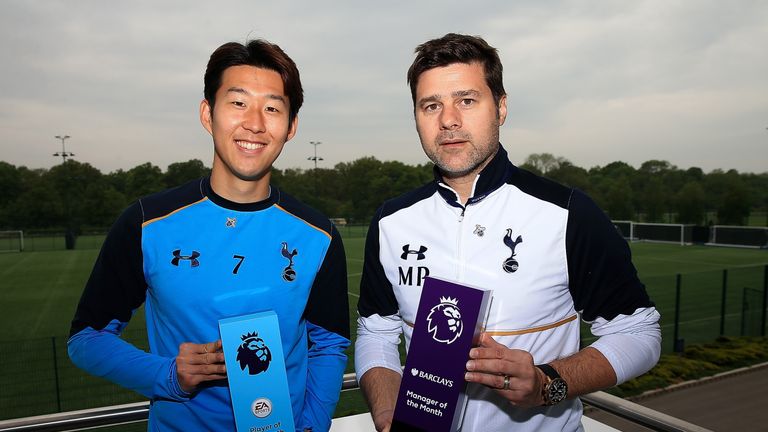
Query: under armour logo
xmin=502 ymin=229 xmax=523 ymax=273
xmin=473 ymin=225 xmax=486 ymax=237
xmin=401 ymin=244 xmax=428 ymax=260
xmin=226 ymin=217 xmax=237 ymax=228
xmin=171 ymin=249 xmax=200 ymax=267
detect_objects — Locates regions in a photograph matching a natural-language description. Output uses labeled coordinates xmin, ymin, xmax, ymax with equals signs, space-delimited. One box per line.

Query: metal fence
xmin=0 ymin=329 xmax=149 ymax=422
xmin=666 ymin=265 xmax=767 ymax=352
xmin=575 ymin=264 xmax=768 ymax=353
xmin=12 ymin=232 xmax=107 ymax=252
xmin=1 ymin=265 xmax=766 ymax=422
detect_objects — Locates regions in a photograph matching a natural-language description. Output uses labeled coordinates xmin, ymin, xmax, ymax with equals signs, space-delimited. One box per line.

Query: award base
xmin=391 ymin=276 xmax=492 ymax=432
xmin=219 ymin=311 xmax=295 ymax=432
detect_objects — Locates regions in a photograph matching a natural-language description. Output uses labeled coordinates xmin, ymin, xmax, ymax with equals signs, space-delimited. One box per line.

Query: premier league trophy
xmin=391 ymin=277 xmax=493 ymax=432
xmin=219 ymin=311 xmax=295 ymax=432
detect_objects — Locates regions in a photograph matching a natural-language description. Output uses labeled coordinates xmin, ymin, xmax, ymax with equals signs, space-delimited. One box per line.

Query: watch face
xmin=547 ymin=378 xmax=568 ymax=404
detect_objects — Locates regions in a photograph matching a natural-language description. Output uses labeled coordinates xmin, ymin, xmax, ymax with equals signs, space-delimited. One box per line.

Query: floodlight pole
xmin=308 ymin=141 xmax=324 ymax=194
xmin=53 ymin=135 xmax=76 ymax=249
xmin=308 ymin=141 xmax=323 ymax=170
xmin=53 ymin=135 xmax=75 ymax=163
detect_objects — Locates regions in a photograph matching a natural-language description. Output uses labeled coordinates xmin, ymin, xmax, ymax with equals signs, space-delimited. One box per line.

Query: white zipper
xmin=456 ymin=206 xmax=466 ymax=281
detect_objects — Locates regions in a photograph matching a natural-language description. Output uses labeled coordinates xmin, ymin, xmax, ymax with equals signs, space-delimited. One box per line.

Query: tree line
xmin=0 ymin=153 xmax=765 ymax=232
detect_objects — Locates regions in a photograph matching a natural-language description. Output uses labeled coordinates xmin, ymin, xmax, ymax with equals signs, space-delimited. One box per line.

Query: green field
xmin=0 ymin=234 xmax=766 ymax=425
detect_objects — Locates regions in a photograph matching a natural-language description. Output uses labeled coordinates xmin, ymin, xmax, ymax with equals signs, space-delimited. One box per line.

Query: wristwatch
xmin=536 ymin=364 xmax=568 ymax=406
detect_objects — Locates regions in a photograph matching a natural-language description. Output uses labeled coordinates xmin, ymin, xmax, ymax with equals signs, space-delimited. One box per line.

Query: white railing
xmin=0 ymin=373 xmax=713 ymax=432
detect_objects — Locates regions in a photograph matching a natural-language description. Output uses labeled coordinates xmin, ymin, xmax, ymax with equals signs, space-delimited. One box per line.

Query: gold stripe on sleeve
xmin=403 ymin=313 xmax=578 ymax=336
xmin=142 ymin=197 xmax=209 ymax=228
xmin=485 ymin=314 xmax=578 ymax=336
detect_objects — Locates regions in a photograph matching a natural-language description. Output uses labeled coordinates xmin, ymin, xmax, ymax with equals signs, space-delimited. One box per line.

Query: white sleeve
xmin=587 ymin=306 xmax=662 ymax=385
xmin=355 ymin=313 xmax=404 ymax=382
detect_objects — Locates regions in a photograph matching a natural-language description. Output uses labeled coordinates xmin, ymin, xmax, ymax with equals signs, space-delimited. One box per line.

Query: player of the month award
xmin=391 ymin=276 xmax=493 ymax=432
xmin=219 ymin=311 xmax=295 ymax=432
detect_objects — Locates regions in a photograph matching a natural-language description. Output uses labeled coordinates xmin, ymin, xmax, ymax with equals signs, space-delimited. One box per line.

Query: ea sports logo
xmin=426 ymin=296 xmax=463 ymax=345
xmin=251 ymin=398 xmax=272 ymax=418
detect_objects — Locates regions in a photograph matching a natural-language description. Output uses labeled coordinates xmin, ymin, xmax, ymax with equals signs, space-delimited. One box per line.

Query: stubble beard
xmin=420 ymin=119 xmax=500 ymax=180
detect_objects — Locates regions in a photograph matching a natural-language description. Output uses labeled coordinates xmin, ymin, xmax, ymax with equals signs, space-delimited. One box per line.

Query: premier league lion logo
xmin=236 ymin=332 xmax=272 ymax=375
xmin=426 ymin=296 xmax=463 ymax=345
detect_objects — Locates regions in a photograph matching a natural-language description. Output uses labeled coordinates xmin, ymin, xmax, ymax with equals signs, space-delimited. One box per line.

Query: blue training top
xmin=68 ymin=178 xmax=350 ymax=432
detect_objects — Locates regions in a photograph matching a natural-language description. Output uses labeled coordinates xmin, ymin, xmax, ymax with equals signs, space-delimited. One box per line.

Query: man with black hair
xmin=69 ymin=39 xmax=349 ymax=432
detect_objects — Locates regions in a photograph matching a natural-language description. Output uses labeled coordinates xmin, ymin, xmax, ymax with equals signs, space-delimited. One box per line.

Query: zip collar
xmin=434 ymin=143 xmax=515 ymax=208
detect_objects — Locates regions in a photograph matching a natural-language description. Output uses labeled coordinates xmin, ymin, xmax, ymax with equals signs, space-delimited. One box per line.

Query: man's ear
xmin=200 ymin=99 xmax=213 ymax=135
xmin=498 ymin=94 xmax=508 ymax=126
xmin=286 ymin=115 xmax=299 ymax=142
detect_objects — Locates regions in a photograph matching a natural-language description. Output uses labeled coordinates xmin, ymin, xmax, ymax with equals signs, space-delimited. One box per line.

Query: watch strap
xmin=535 ymin=363 xmax=567 ymax=406
xmin=536 ymin=363 xmax=561 ymax=380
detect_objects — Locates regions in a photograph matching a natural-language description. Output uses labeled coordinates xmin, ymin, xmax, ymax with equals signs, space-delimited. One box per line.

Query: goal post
xmin=634 ymin=223 xmax=693 ymax=245
xmin=624 ymin=222 xmax=693 ymax=245
xmin=610 ymin=221 xmax=767 ymax=248
xmin=710 ymin=225 xmax=768 ymax=249
xmin=0 ymin=230 xmax=24 ymax=252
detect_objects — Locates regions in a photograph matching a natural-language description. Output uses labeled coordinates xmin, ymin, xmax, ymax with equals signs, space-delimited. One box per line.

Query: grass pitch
xmin=0 ymin=234 xmax=766 ymax=423
xmin=4 ymin=239 xmax=765 ymax=341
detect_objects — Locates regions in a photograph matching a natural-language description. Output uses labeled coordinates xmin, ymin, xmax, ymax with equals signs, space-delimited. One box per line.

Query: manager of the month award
xmin=391 ymin=276 xmax=493 ymax=432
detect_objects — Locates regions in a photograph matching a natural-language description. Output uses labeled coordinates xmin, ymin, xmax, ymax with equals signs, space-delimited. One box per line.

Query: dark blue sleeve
xmin=67 ymin=202 xmax=188 ymax=401
xmin=357 ymin=206 xmax=399 ymax=318
xmin=301 ymin=225 xmax=351 ymax=431
xmin=565 ymin=190 xmax=654 ymax=322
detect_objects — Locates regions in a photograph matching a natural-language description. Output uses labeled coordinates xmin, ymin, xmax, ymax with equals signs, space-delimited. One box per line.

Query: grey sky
xmin=1 ymin=0 xmax=766 ymax=174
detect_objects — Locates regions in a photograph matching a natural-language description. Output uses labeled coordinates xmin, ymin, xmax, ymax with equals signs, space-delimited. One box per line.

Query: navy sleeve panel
xmin=69 ymin=179 xmax=207 ymax=337
xmin=273 ymin=188 xmax=349 ymax=339
xmin=141 ymin=178 xmax=207 ymax=220
xmin=358 ymin=206 xmax=399 ymax=318
xmin=357 ymin=182 xmax=437 ymax=318
xmin=508 ymin=166 xmax=572 ymax=210
xmin=506 ymin=167 xmax=653 ymax=321
xmin=566 ymin=190 xmax=654 ymax=322
xmin=274 ymin=187 xmax=334 ymax=237
xmin=304 ymin=225 xmax=351 ymax=340
xmin=69 ymin=202 xmax=146 ymax=337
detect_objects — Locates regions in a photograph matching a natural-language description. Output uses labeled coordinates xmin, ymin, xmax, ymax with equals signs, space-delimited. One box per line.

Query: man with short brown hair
xmin=356 ymin=33 xmax=661 ymax=431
